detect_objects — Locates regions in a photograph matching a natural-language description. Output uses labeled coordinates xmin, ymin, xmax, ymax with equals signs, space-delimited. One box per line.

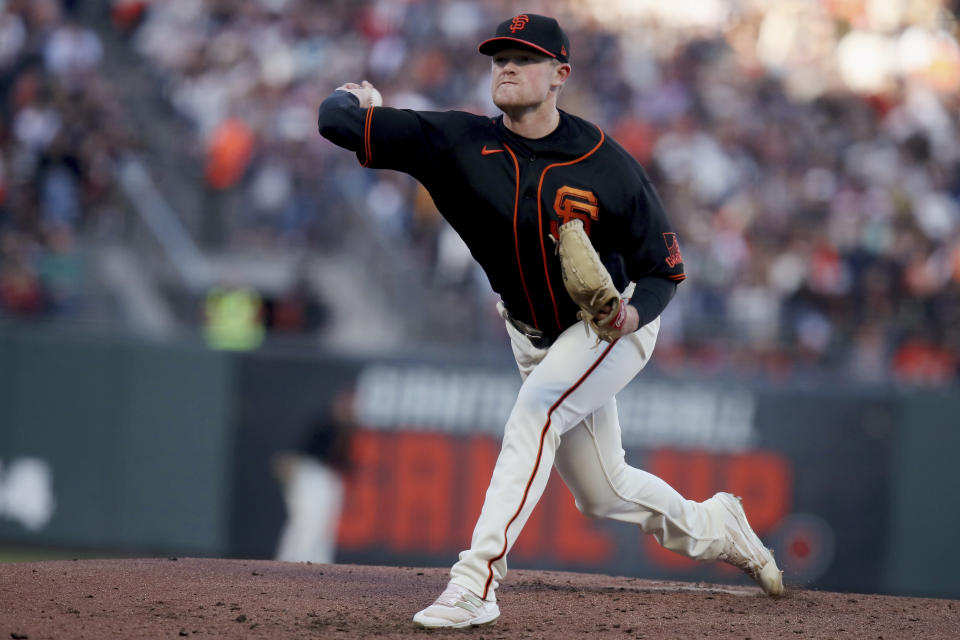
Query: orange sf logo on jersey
xmin=509 ymin=15 xmax=530 ymax=33
xmin=552 ymin=186 xmax=599 ymax=235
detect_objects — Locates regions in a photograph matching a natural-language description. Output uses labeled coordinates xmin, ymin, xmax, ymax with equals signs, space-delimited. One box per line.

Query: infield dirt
xmin=1 ymin=558 xmax=957 ymax=639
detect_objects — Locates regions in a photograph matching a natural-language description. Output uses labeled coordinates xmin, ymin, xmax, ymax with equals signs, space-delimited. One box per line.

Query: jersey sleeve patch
xmin=663 ymin=232 xmax=683 ymax=268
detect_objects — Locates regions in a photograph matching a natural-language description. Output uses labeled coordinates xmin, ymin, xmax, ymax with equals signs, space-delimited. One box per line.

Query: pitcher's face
xmin=490 ymin=49 xmax=567 ymax=111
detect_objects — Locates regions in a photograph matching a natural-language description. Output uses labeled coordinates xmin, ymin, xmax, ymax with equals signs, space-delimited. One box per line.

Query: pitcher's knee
xmin=573 ymin=493 xmax=620 ymax=519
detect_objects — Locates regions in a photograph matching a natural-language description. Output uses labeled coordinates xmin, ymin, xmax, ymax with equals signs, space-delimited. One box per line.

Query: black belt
xmin=502 ymin=307 xmax=557 ymax=349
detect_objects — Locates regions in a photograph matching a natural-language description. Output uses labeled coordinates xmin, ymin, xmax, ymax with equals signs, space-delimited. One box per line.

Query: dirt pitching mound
xmin=1 ymin=558 xmax=957 ymax=639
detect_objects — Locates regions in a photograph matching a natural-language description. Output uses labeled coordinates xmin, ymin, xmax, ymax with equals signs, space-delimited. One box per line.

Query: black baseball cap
xmin=478 ymin=14 xmax=570 ymax=63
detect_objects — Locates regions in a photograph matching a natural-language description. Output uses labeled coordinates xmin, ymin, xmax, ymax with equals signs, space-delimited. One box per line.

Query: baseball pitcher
xmin=318 ymin=13 xmax=783 ymax=629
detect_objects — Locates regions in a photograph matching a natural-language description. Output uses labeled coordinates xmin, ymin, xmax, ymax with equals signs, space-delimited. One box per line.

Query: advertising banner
xmin=230 ymin=357 xmax=895 ymax=593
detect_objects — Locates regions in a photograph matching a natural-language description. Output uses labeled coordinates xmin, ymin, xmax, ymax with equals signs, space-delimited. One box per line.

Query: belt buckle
xmin=528 ymin=333 xmax=553 ymax=349
xmin=517 ymin=321 xmax=543 ymax=341
xmin=508 ymin=314 xmax=552 ymax=348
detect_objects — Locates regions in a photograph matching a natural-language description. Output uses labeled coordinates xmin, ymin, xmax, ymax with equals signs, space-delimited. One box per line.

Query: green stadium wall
xmin=0 ymin=324 xmax=234 ymax=555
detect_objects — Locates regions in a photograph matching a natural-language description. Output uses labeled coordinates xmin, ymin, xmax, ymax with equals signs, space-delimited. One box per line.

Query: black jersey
xmin=319 ymin=91 xmax=685 ymax=340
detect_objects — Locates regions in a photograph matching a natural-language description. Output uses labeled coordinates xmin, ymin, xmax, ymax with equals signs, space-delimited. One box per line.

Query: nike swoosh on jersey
xmin=481 ymin=145 xmax=504 ymax=156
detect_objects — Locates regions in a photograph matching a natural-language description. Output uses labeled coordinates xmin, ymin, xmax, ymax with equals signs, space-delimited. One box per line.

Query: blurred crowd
xmin=2 ymin=0 xmax=959 ymax=385
xmin=0 ymin=0 xmax=137 ymax=320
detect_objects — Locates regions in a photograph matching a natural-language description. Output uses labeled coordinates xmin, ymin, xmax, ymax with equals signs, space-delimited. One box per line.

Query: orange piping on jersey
xmin=360 ymin=107 xmax=375 ymax=168
xmin=503 ymin=143 xmax=539 ymax=330
xmin=668 ymin=274 xmax=687 ymax=281
xmin=482 ymin=338 xmax=619 ymax=599
xmin=537 ymin=126 xmax=606 ymax=332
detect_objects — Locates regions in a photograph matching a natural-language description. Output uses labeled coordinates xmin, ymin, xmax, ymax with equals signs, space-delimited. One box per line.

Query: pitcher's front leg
xmin=449 ymin=377 xmax=563 ymax=599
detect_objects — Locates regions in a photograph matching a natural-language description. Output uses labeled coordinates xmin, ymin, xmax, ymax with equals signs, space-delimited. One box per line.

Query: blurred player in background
xmin=273 ymin=390 xmax=355 ymax=564
xmin=318 ymin=13 xmax=783 ymax=628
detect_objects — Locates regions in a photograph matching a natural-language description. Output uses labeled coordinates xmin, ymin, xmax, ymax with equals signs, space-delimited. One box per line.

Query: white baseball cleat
xmin=711 ymin=492 xmax=785 ymax=596
xmin=412 ymin=582 xmax=500 ymax=628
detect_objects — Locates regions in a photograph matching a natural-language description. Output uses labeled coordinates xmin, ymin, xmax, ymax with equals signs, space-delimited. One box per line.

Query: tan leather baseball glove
xmin=556 ymin=219 xmax=627 ymax=342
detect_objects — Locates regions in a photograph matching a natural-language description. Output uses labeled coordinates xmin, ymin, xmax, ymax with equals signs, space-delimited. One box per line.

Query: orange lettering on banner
xmin=650 ymin=449 xmax=716 ymax=501
xmin=726 ymin=451 xmax=792 ymax=532
xmin=392 ymin=433 xmax=455 ymax=552
xmin=340 ymin=432 xmax=799 ymax=573
xmin=336 ymin=430 xmax=383 ymax=548
xmin=642 ymin=450 xmax=793 ymax=569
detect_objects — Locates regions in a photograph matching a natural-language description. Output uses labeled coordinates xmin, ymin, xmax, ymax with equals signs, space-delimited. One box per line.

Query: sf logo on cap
xmin=509 ymin=14 xmax=529 ymax=32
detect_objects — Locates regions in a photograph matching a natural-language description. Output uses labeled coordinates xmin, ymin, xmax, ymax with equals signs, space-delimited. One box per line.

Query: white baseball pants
xmin=449 ymin=307 xmax=726 ymax=600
